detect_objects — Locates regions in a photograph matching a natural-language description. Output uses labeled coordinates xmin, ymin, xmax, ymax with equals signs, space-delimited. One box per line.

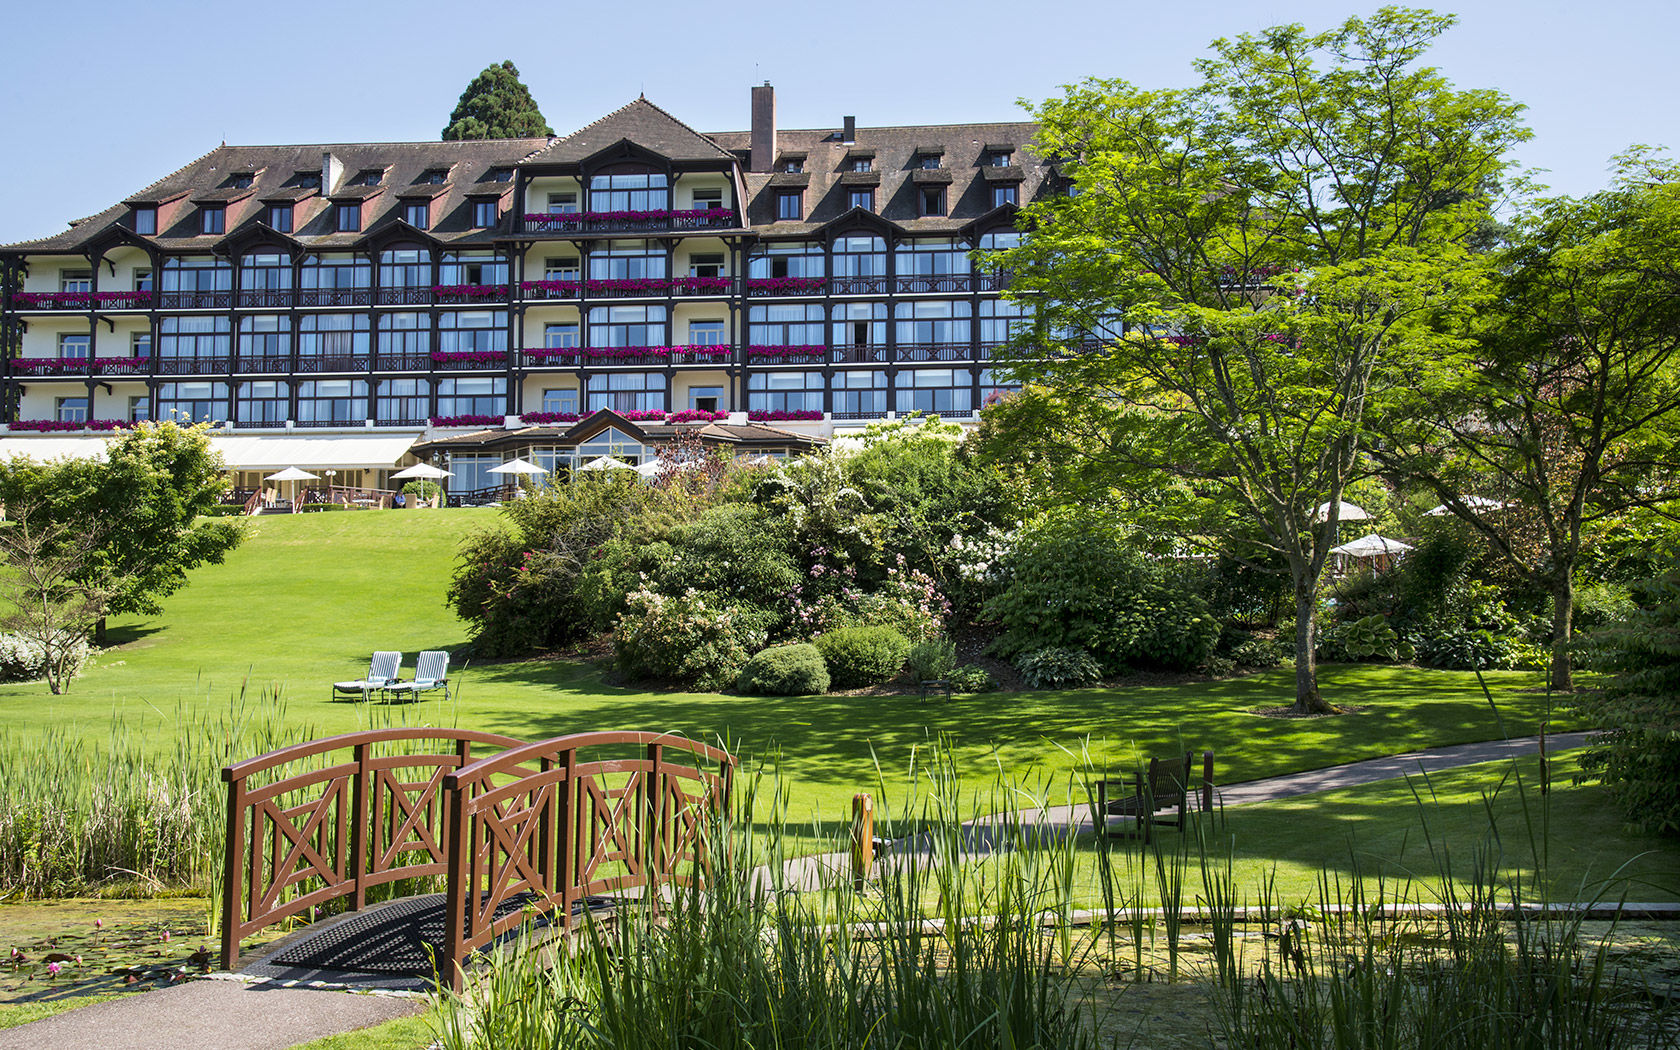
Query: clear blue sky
xmin=1 ymin=0 xmax=1673 ymax=244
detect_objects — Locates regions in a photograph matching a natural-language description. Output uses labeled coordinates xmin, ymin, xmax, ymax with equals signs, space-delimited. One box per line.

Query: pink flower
xmin=47 ymin=962 xmax=61 ymax=977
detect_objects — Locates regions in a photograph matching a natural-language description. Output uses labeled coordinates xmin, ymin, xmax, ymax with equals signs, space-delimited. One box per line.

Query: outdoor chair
xmin=332 ymin=651 xmax=402 ymax=702
xmin=382 ymin=650 xmax=450 ymax=702
xmin=1092 ymin=751 xmax=1214 ymax=842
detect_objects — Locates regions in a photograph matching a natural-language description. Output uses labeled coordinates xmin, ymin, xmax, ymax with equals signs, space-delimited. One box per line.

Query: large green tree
xmin=0 ymin=421 xmax=243 ymax=644
xmin=442 ymin=61 xmax=555 ymax=141
xmin=1372 ymin=157 xmax=1680 ymax=692
xmin=989 ymin=8 xmax=1528 ymax=712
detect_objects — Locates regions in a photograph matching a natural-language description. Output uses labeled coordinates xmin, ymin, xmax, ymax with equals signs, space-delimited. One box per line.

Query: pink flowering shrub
xmin=856 ymin=556 xmax=950 ymax=642
xmin=614 ymin=586 xmax=768 ymax=690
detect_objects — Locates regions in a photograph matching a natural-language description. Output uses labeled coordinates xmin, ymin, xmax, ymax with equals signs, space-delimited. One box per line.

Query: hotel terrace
xmin=0 ymin=85 xmax=1048 ymax=501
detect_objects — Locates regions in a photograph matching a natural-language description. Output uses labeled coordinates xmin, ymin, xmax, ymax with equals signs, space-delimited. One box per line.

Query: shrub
xmin=401 ymin=480 xmax=443 ymax=502
xmin=0 ymin=633 xmax=90 ymax=683
xmin=202 ymin=505 xmax=244 ymax=517
xmin=1573 ymin=570 xmax=1680 ymax=836
xmin=1317 ymin=614 xmax=1399 ymax=662
xmin=906 ymin=638 xmax=957 ymax=682
xmin=614 ymin=587 xmax=769 ymax=691
xmin=855 ymin=557 xmax=950 ymax=642
xmin=948 ymin=664 xmax=997 ymax=693
xmin=815 ymin=626 xmax=911 ymax=688
xmin=654 ymin=504 xmax=801 ymax=632
xmin=1229 ymin=636 xmax=1286 ymax=668
xmin=737 ymin=644 xmax=830 ymax=696
xmin=1014 ymin=647 xmax=1101 ymax=690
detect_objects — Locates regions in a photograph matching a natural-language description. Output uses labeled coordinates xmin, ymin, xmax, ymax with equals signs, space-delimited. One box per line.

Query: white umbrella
xmin=1313 ymin=500 xmax=1372 ymax=524
xmin=264 ymin=466 xmax=319 ymax=508
xmin=577 ymin=456 xmax=635 ymax=472
xmin=1330 ymin=533 xmax=1414 ymax=557
xmin=1424 ymin=496 xmax=1504 ymax=516
xmin=391 ymin=463 xmax=452 ymax=479
xmin=488 ymin=457 xmax=547 ymax=476
xmin=634 ymin=460 xmax=663 ymax=478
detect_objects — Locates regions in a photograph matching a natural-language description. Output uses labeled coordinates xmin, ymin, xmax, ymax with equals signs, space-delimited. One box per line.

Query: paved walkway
xmin=0 ymin=732 xmax=1592 ymax=1049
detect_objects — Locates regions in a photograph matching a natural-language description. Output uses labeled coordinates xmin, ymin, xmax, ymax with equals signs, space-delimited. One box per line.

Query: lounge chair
xmin=1092 ymin=751 xmax=1214 ymax=842
xmin=333 ymin=651 xmax=402 ymax=702
xmin=382 ymin=650 xmax=450 ymax=702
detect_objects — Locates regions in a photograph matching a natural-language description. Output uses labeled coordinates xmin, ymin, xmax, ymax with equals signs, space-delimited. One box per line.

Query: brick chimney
xmin=750 ymin=82 xmax=776 ymax=173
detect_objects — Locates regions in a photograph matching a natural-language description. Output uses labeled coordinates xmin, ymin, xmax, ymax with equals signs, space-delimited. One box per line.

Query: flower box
xmin=519 ymin=411 xmax=581 ymax=425
xmin=747 ymin=409 xmax=823 ymax=422
xmin=430 ymin=351 xmax=509 ymax=364
xmin=431 ymin=284 xmax=509 ymax=301
xmin=428 ymin=414 xmax=503 ymax=428
xmin=747 ymin=345 xmax=825 ymax=360
xmin=9 ymin=419 xmax=133 ymax=432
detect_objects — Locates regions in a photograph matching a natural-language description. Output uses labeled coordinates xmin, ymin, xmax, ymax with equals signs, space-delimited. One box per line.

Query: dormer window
xmin=227 ymin=172 xmax=255 ymax=189
xmin=267 ymin=204 xmax=293 ymax=232
xmin=403 ymin=201 xmax=430 ymax=229
xmin=335 ymin=203 xmax=361 ymax=232
xmin=776 ymin=191 xmax=803 ymax=221
xmin=200 ymin=205 xmax=226 ymax=235
xmin=986 ymin=150 xmax=1013 ymax=167
xmin=294 ymin=171 xmax=322 ymax=189
xmin=472 ymin=200 xmax=499 ymax=228
xmin=354 ymin=169 xmax=384 ymax=187
xmin=916 ymin=154 xmax=943 ymax=170
xmin=487 ymin=168 xmax=513 ymax=183
xmin=919 ymin=186 xmax=945 ymax=217
xmin=420 ymin=169 xmax=448 ymax=185
xmin=131 ymin=206 xmax=157 ymax=235
xmin=781 ymin=159 xmax=804 ymax=174
xmin=991 ymin=185 xmax=1018 ymax=208
xmin=847 ymin=157 xmax=872 ymax=173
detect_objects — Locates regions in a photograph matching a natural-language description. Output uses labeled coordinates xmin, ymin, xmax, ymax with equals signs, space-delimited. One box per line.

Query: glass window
xmin=895 ymin=301 xmax=972 ymax=344
xmin=834 ymin=369 xmax=887 ymax=416
xmin=299 ymin=256 xmax=371 ymax=290
xmin=747 ymin=372 xmax=823 ymax=413
xmin=268 ymin=204 xmax=293 ymax=232
xmin=831 ymin=302 xmax=887 ymax=349
xmin=335 ymin=203 xmax=361 ymax=232
xmin=297 ymin=314 xmax=370 ymax=359
xmin=403 ymin=202 xmax=429 ymax=228
xmin=228 ymin=173 xmax=255 ymax=189
xmin=776 ymin=192 xmax=802 ymax=220
xmin=832 ymin=235 xmax=886 ymax=277
xmin=916 ymin=153 xmax=942 ymax=170
xmin=987 ymin=151 xmax=1013 ymax=167
xmin=128 ymin=395 xmax=150 ymax=422
xmin=578 ymin=425 xmax=647 ymax=463
xmin=847 ymin=189 xmax=873 ymax=211
xmin=895 ymin=239 xmax=970 ymax=276
xmin=540 ymin=388 xmax=578 ymax=414
xmin=980 ymin=299 xmax=1033 ymax=345
xmin=55 ymin=397 xmax=89 ymax=423
xmin=449 ymin=454 xmax=501 ymax=494
xmin=132 ymin=207 xmax=156 ymax=235
xmin=747 ymin=242 xmax=824 ymax=280
xmin=980 ymin=367 xmax=1022 ymax=406
xmin=687 ymin=319 xmax=726 ymax=345
xmin=438 ymin=252 xmax=506 ymax=287
xmin=587 ymin=172 xmax=669 ymax=212
xmin=687 ymin=386 xmax=723 ymax=411
xmin=354 ymin=169 xmax=384 ymax=187
xmin=200 ymin=206 xmax=225 ymax=235
xmin=379 ymin=249 xmax=429 ymax=288
xmin=240 ymin=253 xmax=291 ymax=291
xmin=235 ymin=381 xmax=288 ymax=425
xmin=132 ymin=268 xmax=153 ymax=292
xmin=543 ymin=324 xmax=578 ymax=349
xmin=131 ymin=331 xmax=152 ymax=359
xmin=162 ymin=258 xmax=232 ymax=292
xmin=978 ymin=230 xmax=1022 ymax=253
xmin=472 ymin=200 xmax=498 ymax=228
xmin=991 ymin=185 xmax=1018 ymax=208
xmin=919 ymin=187 xmax=945 ymax=217
xmin=421 ymin=169 xmax=448 ymax=185
xmin=780 ymin=159 xmax=805 ymax=174
xmin=846 ymin=157 xmax=872 ymax=173
xmin=688 ymin=253 xmax=724 ymax=278
xmin=159 ymin=316 xmax=231 ymax=358
xmin=749 ymin=303 xmax=823 ymax=346
xmin=896 ymin=368 xmax=973 ymax=415
xmin=157 ymin=381 xmax=227 ymax=423
xmin=238 ymin=315 xmax=290 ymax=360
xmin=377 ymin=313 xmax=430 ymax=361
xmin=376 ymin=378 xmax=429 ymax=424
xmin=60 ymin=269 xmax=92 ymax=293
xmin=546 ymin=191 xmax=578 ymax=214
xmin=488 ymin=168 xmax=513 ymax=183
xmin=296 ymin=379 xmax=368 ymax=424
xmin=436 ymin=310 xmax=507 ymax=355
xmin=58 ymin=333 xmax=90 ymax=359
xmin=691 ymin=187 xmax=724 ymax=210
xmin=588 ymin=241 xmax=666 ymax=281
xmin=436 ymin=377 xmax=506 ymax=417
xmin=543 ymin=256 xmax=580 ymax=280
xmin=585 ymin=373 xmax=665 ymax=414
xmin=587 ymin=305 xmax=665 ymax=348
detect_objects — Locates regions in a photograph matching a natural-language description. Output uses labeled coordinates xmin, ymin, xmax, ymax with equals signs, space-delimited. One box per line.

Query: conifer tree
xmin=442 ymin=61 xmax=554 ymax=141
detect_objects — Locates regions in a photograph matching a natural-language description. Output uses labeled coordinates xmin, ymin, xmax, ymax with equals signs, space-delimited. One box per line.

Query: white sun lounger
xmin=332 ymin=651 xmax=402 ymax=701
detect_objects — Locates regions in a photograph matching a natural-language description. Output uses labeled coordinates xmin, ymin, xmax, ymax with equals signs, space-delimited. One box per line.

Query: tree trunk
xmin=94 ymin=616 xmax=107 ymax=648
xmin=1550 ymin=572 xmax=1574 ymax=693
xmin=1292 ymin=583 xmax=1335 ymax=715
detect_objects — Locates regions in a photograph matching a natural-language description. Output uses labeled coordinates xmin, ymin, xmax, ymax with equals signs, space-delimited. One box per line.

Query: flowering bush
xmin=519 ymin=411 xmax=581 ymax=425
xmin=430 ymin=350 xmax=508 ymax=364
xmin=0 ymin=632 xmax=90 ymax=683
xmin=856 ymin=556 xmax=949 ymax=642
xmin=429 ymin=414 xmax=503 ymax=427
xmin=748 ymin=409 xmax=823 ymax=422
xmin=614 ymin=586 xmax=768 ymax=690
xmin=815 ymin=625 xmax=911 ymax=688
xmin=9 ymin=419 xmax=132 ymax=432
xmin=744 ymin=277 xmax=825 ymax=294
xmin=431 ymin=284 xmax=509 ymax=300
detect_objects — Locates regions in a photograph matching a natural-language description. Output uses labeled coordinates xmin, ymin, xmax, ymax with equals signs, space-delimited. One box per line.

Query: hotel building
xmin=0 ymin=86 xmax=1047 ymax=499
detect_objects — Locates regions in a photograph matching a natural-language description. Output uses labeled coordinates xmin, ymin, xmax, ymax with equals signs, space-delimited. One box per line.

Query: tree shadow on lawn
xmin=99 ymin=624 xmax=166 ymax=648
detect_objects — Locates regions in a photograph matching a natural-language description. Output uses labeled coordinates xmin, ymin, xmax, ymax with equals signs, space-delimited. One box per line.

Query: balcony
xmin=743 ymin=277 xmax=825 ymax=298
xmin=518 ymin=348 xmax=582 ymax=368
xmin=237 ymin=289 xmax=293 ymax=309
xmin=893 ymin=274 xmax=974 ymax=295
xmin=672 ymin=346 xmax=734 ymax=366
xmin=433 ymin=285 xmax=508 ymax=306
xmin=897 ymin=342 xmax=973 ymax=363
xmin=516 ymin=277 xmax=732 ymax=302
xmin=519 ymin=208 xmax=738 ymax=236
xmin=376 ymin=287 xmax=434 ymax=307
xmin=293 ymin=418 xmax=364 ymax=429
xmin=429 ymin=352 xmax=508 ymax=371
xmin=235 ymin=355 xmax=292 ymax=375
xmin=294 ymin=355 xmax=370 ymax=374
xmin=746 ymin=345 xmax=824 ymax=366
xmin=157 ymin=356 xmax=233 ymax=375
xmin=375 ymin=353 xmax=436 ymax=372
xmin=11 ymin=291 xmax=154 ymax=311
xmin=296 ymin=288 xmax=372 ymax=308
xmin=157 ymin=291 xmax=232 ymax=310
xmin=831 ymin=345 xmax=888 ymax=364
xmin=827 ymin=276 xmax=889 ymax=296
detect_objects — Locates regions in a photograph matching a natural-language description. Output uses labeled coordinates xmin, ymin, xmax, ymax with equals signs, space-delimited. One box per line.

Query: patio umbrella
xmin=264 ymin=466 xmax=319 ymax=508
xmin=1312 ymin=500 xmax=1372 ymax=524
xmin=390 ymin=463 xmax=452 ymax=479
xmin=577 ymin=456 xmax=634 ymax=472
xmin=1424 ymin=495 xmax=1504 ymax=516
xmin=1329 ymin=533 xmax=1413 ymax=557
xmin=488 ymin=457 xmax=547 ymax=476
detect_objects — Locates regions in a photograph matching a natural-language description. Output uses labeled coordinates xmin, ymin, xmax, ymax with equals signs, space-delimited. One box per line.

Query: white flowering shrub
xmin=614 ymin=585 xmax=769 ymax=691
xmin=0 ymin=632 xmax=90 ymax=683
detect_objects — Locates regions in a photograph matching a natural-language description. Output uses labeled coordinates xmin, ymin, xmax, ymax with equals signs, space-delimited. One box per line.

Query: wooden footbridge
xmin=220 ymin=729 xmax=734 ymax=990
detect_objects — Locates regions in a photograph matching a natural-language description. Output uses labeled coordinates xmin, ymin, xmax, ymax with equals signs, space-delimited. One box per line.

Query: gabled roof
xmin=526 ymin=97 xmax=738 ymax=166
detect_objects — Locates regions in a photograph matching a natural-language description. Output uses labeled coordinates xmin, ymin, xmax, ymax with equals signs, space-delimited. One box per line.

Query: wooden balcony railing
xmin=376 ymin=288 xmax=434 ymax=306
xmin=157 ymin=355 xmax=233 ymax=375
xmin=294 ymin=355 xmax=371 ymax=374
xmin=237 ymin=289 xmax=294 ymax=309
xmin=897 ymin=342 xmax=973 ymax=363
xmin=157 ymin=291 xmax=232 ymax=310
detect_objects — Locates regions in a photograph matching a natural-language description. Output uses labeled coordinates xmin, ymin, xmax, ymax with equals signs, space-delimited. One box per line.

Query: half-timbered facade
xmin=0 ymin=85 xmax=1047 ymax=489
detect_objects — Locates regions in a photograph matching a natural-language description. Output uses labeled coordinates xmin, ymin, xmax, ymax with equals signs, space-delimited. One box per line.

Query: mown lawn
xmin=0 ymin=510 xmax=1589 ymax=837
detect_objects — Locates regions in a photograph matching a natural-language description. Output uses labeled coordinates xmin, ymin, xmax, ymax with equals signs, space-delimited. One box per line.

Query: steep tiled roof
xmin=526 ymin=97 xmax=737 ymax=166
xmin=2 ymin=138 xmax=552 ymax=253
xmin=708 ymin=121 xmax=1050 ymax=237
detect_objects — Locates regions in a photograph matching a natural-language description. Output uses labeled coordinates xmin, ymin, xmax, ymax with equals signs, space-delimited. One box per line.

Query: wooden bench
xmin=1093 ymin=750 xmax=1214 ymax=842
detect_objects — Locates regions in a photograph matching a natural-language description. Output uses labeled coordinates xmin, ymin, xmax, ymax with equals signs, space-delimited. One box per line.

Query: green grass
xmin=0 ymin=993 xmax=127 ymax=1030
xmin=285 ymin=1011 xmax=435 ymax=1050
xmin=0 ymin=510 xmax=1588 ymax=838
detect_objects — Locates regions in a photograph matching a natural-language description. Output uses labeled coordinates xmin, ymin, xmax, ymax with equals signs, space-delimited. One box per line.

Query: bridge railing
xmin=220 ymin=728 xmax=526 ymax=970
xmin=440 ymin=731 xmax=735 ymax=990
